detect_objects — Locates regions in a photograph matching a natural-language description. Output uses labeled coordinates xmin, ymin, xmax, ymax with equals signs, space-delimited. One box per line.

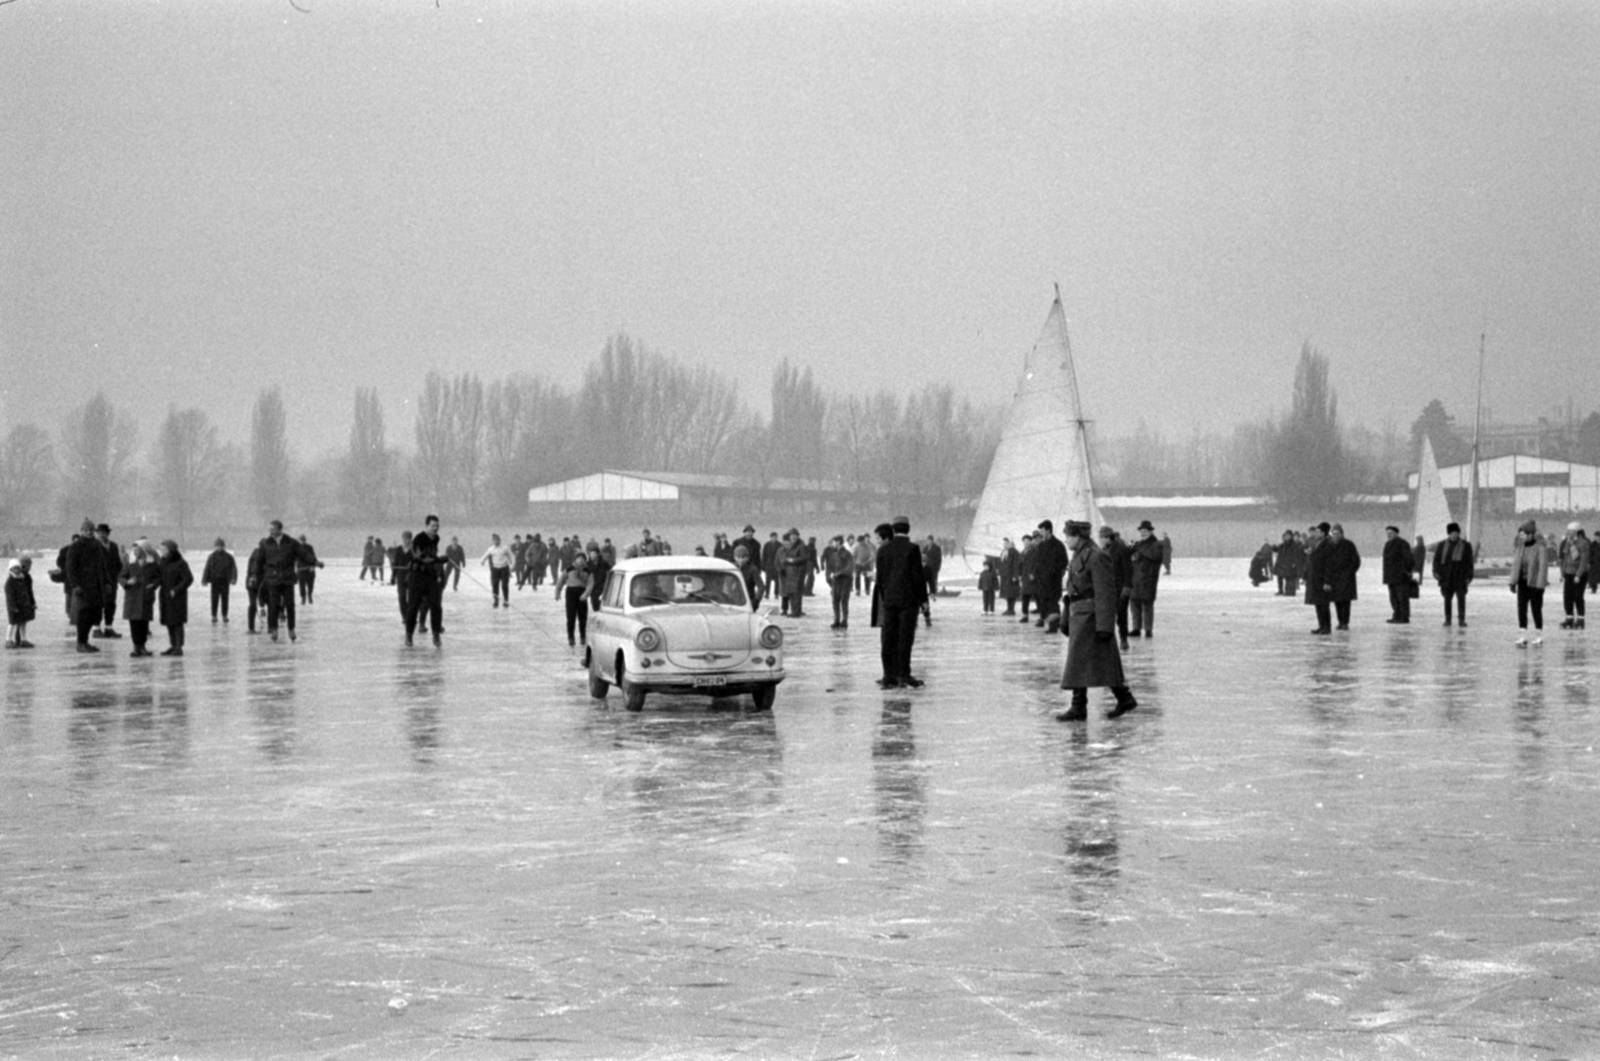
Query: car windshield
xmin=629 ymin=570 xmax=748 ymax=608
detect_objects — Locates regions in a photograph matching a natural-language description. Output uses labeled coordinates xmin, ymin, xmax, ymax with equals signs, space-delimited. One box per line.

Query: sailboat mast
xmin=1466 ymin=332 xmax=1486 ymax=546
xmin=1054 ymin=283 xmax=1098 ymax=524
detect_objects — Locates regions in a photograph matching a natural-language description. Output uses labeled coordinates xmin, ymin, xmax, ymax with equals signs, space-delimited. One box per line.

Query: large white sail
xmin=963 ymin=289 xmax=1102 ymax=562
xmin=1413 ymin=433 xmax=1454 ymax=543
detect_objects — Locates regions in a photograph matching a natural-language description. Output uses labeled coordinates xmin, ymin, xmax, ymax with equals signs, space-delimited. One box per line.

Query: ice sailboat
xmin=962 ymin=286 xmax=1102 ymax=564
xmin=1412 ymin=434 xmax=1455 ymax=544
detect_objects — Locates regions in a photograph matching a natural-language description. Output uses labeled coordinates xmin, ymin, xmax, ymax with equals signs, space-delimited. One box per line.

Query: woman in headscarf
xmin=119 ymin=541 xmax=161 ymax=657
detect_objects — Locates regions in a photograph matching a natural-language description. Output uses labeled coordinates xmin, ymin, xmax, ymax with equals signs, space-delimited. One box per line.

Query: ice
xmin=2 ymin=557 xmax=1598 ymax=1057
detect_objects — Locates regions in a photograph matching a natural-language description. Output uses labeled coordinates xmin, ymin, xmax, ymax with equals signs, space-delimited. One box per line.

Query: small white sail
xmin=963 ymin=290 xmax=1102 ymax=563
xmin=1413 ymin=434 xmax=1454 ymax=543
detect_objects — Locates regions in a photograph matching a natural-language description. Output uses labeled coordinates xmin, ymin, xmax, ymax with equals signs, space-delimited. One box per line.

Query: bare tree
xmin=155 ymin=406 xmax=227 ymax=534
xmin=0 ymin=423 xmax=58 ymax=525
xmin=451 ymin=373 xmax=486 ymax=519
xmin=251 ymin=386 xmax=290 ymax=520
xmin=413 ymin=371 xmax=455 ymax=513
xmin=1259 ymin=343 xmax=1348 ymax=510
xmin=343 ymin=388 xmax=391 ymax=523
xmin=769 ymin=359 xmax=826 ymax=483
xmin=59 ymin=392 xmax=138 ymax=520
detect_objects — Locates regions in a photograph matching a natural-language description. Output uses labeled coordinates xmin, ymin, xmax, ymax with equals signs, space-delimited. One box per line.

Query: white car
xmin=584 ymin=556 xmax=785 ymax=712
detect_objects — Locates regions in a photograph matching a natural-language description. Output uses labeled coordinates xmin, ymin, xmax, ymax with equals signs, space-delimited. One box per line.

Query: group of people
xmin=1251 ymin=518 xmax=1600 ymax=643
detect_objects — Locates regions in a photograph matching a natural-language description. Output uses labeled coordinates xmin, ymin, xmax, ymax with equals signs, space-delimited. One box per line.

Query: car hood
xmin=655 ymin=608 xmax=758 ymax=668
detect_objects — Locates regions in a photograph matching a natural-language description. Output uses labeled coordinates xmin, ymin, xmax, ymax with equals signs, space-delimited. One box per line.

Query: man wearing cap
xmin=1058 ymin=520 xmax=1138 ymax=721
xmin=201 ymin=538 xmax=238 ymax=623
xmin=92 ymin=523 xmax=124 ymax=639
xmin=1381 ymin=525 xmax=1415 ymax=624
xmin=1031 ymin=520 xmax=1068 ymax=632
xmin=62 ymin=519 xmax=109 ymax=652
xmin=1558 ymin=522 xmax=1590 ymax=630
xmin=1127 ymin=520 xmax=1164 ymax=638
xmin=256 ymin=519 xmax=306 ymax=642
xmin=872 ymin=517 xmax=929 ymax=688
xmin=1431 ymin=522 xmax=1474 ymax=626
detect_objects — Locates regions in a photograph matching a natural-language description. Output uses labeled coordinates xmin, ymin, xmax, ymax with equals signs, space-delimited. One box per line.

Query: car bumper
xmin=632 ymin=669 xmax=785 ymax=695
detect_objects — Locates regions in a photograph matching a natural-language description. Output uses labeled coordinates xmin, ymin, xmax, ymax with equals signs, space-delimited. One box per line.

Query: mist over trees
xmin=58 ymin=393 xmax=139 ymax=520
xmin=251 ymin=387 xmax=290 ymax=520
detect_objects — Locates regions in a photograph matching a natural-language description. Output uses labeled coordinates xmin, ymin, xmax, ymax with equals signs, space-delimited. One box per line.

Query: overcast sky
xmin=4 ymin=0 xmax=1597 ymax=456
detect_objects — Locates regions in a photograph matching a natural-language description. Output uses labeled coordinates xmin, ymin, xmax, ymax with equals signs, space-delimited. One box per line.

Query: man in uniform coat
xmin=871 ymin=517 xmax=928 ymax=689
xmin=1030 ymin=520 xmax=1068 ymax=632
xmin=1057 ymin=520 xmax=1137 ymax=721
xmin=1381 ymin=525 xmax=1415 ymax=624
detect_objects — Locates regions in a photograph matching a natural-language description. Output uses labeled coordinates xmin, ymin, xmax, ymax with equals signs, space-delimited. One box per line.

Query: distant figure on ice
xmin=360 ymin=536 xmax=380 ymax=581
xmin=446 ymin=536 xmax=466 ymax=591
xmin=1321 ymin=523 xmax=1361 ymax=631
xmin=871 ymin=518 xmax=927 ymax=689
xmin=244 ymin=542 xmax=264 ymax=634
xmin=257 ymin=520 xmax=304 ymax=642
xmin=1274 ymin=529 xmax=1304 ymax=597
xmin=977 ymin=556 xmax=998 ymax=615
xmin=1127 ymin=520 xmax=1164 ymax=638
xmin=92 ymin=523 xmax=123 ymax=641
xmin=1381 ymin=525 xmax=1415 ymax=624
xmin=481 ymin=534 xmax=513 ymax=608
xmin=1030 ymin=521 xmax=1067 ymax=632
xmin=120 ymin=542 xmax=159 ymax=657
xmin=557 ymin=553 xmax=590 ymax=647
xmin=6 ymin=557 xmax=36 ymax=649
xmin=779 ymin=529 xmax=809 ymax=618
xmin=201 ymin=538 xmax=237 ymax=623
xmin=1431 ymin=522 xmax=1474 ymax=627
xmin=1511 ymin=520 xmax=1547 ymax=646
xmin=1056 ymin=520 xmax=1137 ymax=722
xmin=1558 ymin=522 xmax=1590 ymax=630
xmin=158 ymin=539 xmax=193 ymax=656
xmin=295 ymin=535 xmax=324 ymax=605
xmin=921 ymin=535 xmax=943 ymax=598
xmin=824 ymin=534 xmax=854 ymax=628
xmin=1249 ymin=540 xmax=1275 ymax=587
xmin=997 ymin=537 xmax=1020 ymax=615
xmin=404 ymin=516 xmax=446 ymax=648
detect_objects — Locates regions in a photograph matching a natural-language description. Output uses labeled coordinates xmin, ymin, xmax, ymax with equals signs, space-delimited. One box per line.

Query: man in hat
xmin=1030 ymin=520 xmax=1068 ymax=632
xmin=1097 ymin=524 xmax=1133 ymax=649
xmin=872 ymin=517 xmax=928 ymax=688
xmin=92 ymin=523 xmax=124 ymax=639
xmin=62 ymin=519 xmax=109 ymax=652
xmin=1058 ymin=519 xmax=1137 ymax=721
xmin=733 ymin=525 xmax=761 ymax=569
xmin=1127 ymin=520 xmax=1164 ymax=638
xmin=1381 ymin=525 xmax=1415 ymax=624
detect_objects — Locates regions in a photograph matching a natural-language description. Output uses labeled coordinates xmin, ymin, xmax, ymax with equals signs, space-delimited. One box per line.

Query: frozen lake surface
xmin=4 ymin=558 xmax=1599 ymax=1059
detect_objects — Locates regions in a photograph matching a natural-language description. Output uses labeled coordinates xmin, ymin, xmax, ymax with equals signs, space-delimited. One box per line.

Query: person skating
xmin=481 ymin=534 xmax=513 ymax=607
xmin=1057 ymin=520 xmax=1137 ymax=722
xmin=404 ymin=516 xmax=446 ymax=648
xmin=295 ymin=535 xmax=325 ymax=605
xmin=557 ymin=553 xmax=591 ymax=647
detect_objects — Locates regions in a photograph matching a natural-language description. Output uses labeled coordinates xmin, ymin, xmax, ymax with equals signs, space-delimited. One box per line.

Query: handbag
xmin=1407 ymin=580 xmax=1420 ymax=599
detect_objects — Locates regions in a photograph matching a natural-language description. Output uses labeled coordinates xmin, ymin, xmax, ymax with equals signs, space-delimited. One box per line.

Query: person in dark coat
xmin=823 ymin=534 xmax=854 ymax=628
xmin=977 ymin=556 xmax=999 ymax=614
xmin=1127 ymin=520 xmax=1164 ymax=637
xmin=256 ymin=520 xmax=304 ymax=642
xmin=760 ymin=532 xmax=782 ymax=600
xmin=157 ymin=539 xmax=194 ymax=656
xmin=244 ymin=545 xmax=264 ymax=634
xmin=1057 ymin=520 xmax=1137 ymax=722
xmin=1274 ymin=530 xmax=1304 ymax=597
xmin=295 ymin=535 xmax=324 ymax=605
xmin=200 ymin=538 xmax=237 ymax=623
xmin=1030 ymin=520 xmax=1068 ymax=632
xmin=871 ymin=518 xmax=928 ymax=688
xmin=5 ymin=557 xmax=36 ymax=648
xmin=1304 ymin=523 xmax=1332 ymax=633
xmin=585 ymin=546 xmax=611 ymax=614
xmin=62 ymin=518 xmax=109 ymax=652
xmin=1097 ymin=526 xmax=1134 ymax=649
xmin=733 ymin=545 xmax=764 ymax=611
xmin=92 ymin=523 xmax=124 ymax=640
xmin=922 ymin=535 xmax=944 ymax=598
xmin=404 ymin=516 xmax=447 ymax=647
xmin=778 ymin=529 xmax=809 ymax=617
xmin=1381 ymin=525 xmax=1415 ymax=624
xmin=1017 ymin=534 xmax=1038 ymax=621
xmin=997 ymin=537 xmax=1021 ymax=614
xmin=1249 ymin=540 xmax=1275 ymax=587
xmin=1321 ymin=523 xmax=1362 ymax=630
xmin=120 ymin=542 xmax=160 ymax=656
xmin=445 ymin=536 xmax=466 ymax=592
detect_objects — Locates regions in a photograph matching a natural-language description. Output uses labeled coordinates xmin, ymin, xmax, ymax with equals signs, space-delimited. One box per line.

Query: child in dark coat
xmin=6 ymin=557 xmax=37 ymax=648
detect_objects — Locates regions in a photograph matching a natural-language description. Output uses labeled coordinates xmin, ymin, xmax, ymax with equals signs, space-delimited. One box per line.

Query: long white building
xmin=1407 ymin=455 xmax=1600 ymax=514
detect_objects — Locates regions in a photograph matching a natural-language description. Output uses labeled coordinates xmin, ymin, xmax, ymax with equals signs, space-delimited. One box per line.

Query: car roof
xmin=612 ymin=556 xmax=739 ymax=574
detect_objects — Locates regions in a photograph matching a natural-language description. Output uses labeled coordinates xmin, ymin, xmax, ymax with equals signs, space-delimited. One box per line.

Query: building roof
xmin=529 ymin=469 xmax=887 ymax=503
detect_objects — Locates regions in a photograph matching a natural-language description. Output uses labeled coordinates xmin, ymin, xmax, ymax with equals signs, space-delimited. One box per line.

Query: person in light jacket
xmin=1510 ymin=520 xmax=1549 ymax=645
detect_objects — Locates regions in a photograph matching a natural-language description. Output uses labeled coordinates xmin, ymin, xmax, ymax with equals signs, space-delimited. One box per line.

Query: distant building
xmin=527 ymin=470 xmax=888 ymax=522
xmin=1409 ymin=455 xmax=1600 ymax=515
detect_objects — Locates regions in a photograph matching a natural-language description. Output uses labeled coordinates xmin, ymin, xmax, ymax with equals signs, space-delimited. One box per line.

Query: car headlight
xmin=635 ymin=627 xmax=662 ymax=652
xmin=759 ymin=625 xmax=783 ymax=649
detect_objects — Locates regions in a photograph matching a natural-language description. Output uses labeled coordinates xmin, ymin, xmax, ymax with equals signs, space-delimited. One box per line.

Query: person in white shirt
xmin=480 ymin=534 xmax=514 ymax=608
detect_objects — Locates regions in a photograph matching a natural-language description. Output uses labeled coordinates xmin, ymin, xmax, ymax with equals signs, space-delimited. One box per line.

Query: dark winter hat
xmin=79 ymin=517 xmax=95 ymax=534
xmin=1137 ymin=520 xmax=1154 ymax=531
xmin=1385 ymin=525 xmax=1399 ymax=534
xmin=1037 ymin=519 xmax=1053 ymax=532
xmin=1064 ymin=520 xmax=1092 ymax=538
xmin=1318 ymin=522 xmax=1331 ymax=534
xmin=96 ymin=523 xmax=111 ymax=534
xmin=1446 ymin=522 xmax=1461 ymax=534
xmin=874 ymin=522 xmax=893 ymax=539
xmin=892 ymin=516 xmax=910 ymax=533
xmin=1519 ymin=519 xmax=1537 ymax=534
xmin=214 ymin=537 xmax=225 ymax=547
xmin=1098 ymin=525 xmax=1114 ymax=538
xmin=742 ymin=524 xmax=755 ymax=533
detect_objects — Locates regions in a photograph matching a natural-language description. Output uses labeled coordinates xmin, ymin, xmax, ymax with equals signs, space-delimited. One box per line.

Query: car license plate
xmin=693 ymin=676 xmax=728 ymax=687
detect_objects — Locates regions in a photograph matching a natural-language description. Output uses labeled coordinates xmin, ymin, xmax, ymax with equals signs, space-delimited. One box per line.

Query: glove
xmin=1096 ymin=630 xmax=1113 ymax=644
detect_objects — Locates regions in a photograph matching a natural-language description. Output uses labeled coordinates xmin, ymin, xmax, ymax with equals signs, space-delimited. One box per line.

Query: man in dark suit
xmin=871 ymin=517 xmax=929 ymax=689
xmin=1031 ymin=520 xmax=1068 ymax=632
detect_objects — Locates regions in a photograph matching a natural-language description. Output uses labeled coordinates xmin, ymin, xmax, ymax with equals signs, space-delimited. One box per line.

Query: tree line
xmin=0 ymin=334 xmax=1000 ymax=531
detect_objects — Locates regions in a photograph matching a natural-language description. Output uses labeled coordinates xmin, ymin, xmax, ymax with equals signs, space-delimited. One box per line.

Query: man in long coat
xmin=1273 ymin=530 xmax=1304 ymax=597
xmin=93 ymin=523 xmax=124 ymax=640
xmin=1097 ymin=525 xmax=1134 ymax=649
xmin=997 ymin=537 xmax=1021 ymax=614
xmin=62 ymin=519 xmax=109 ymax=652
xmin=871 ymin=518 xmax=928 ymax=689
xmin=1030 ymin=521 xmax=1068 ymax=632
xmin=1431 ymin=521 xmax=1475 ymax=627
xmin=1057 ymin=520 xmax=1137 ymax=721
xmin=1304 ymin=523 xmax=1332 ymax=634
xmin=1322 ymin=523 xmax=1362 ymax=630
xmin=256 ymin=520 xmax=305 ymax=642
xmin=1381 ymin=525 xmax=1415 ymax=624
xmin=1127 ymin=520 xmax=1164 ymax=637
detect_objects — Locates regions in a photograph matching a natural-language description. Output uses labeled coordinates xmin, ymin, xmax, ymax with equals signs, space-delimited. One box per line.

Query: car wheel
xmin=750 ymin=684 xmax=776 ymax=711
xmin=619 ymin=660 xmax=646 ymax=712
xmin=587 ymin=651 xmax=609 ymax=700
